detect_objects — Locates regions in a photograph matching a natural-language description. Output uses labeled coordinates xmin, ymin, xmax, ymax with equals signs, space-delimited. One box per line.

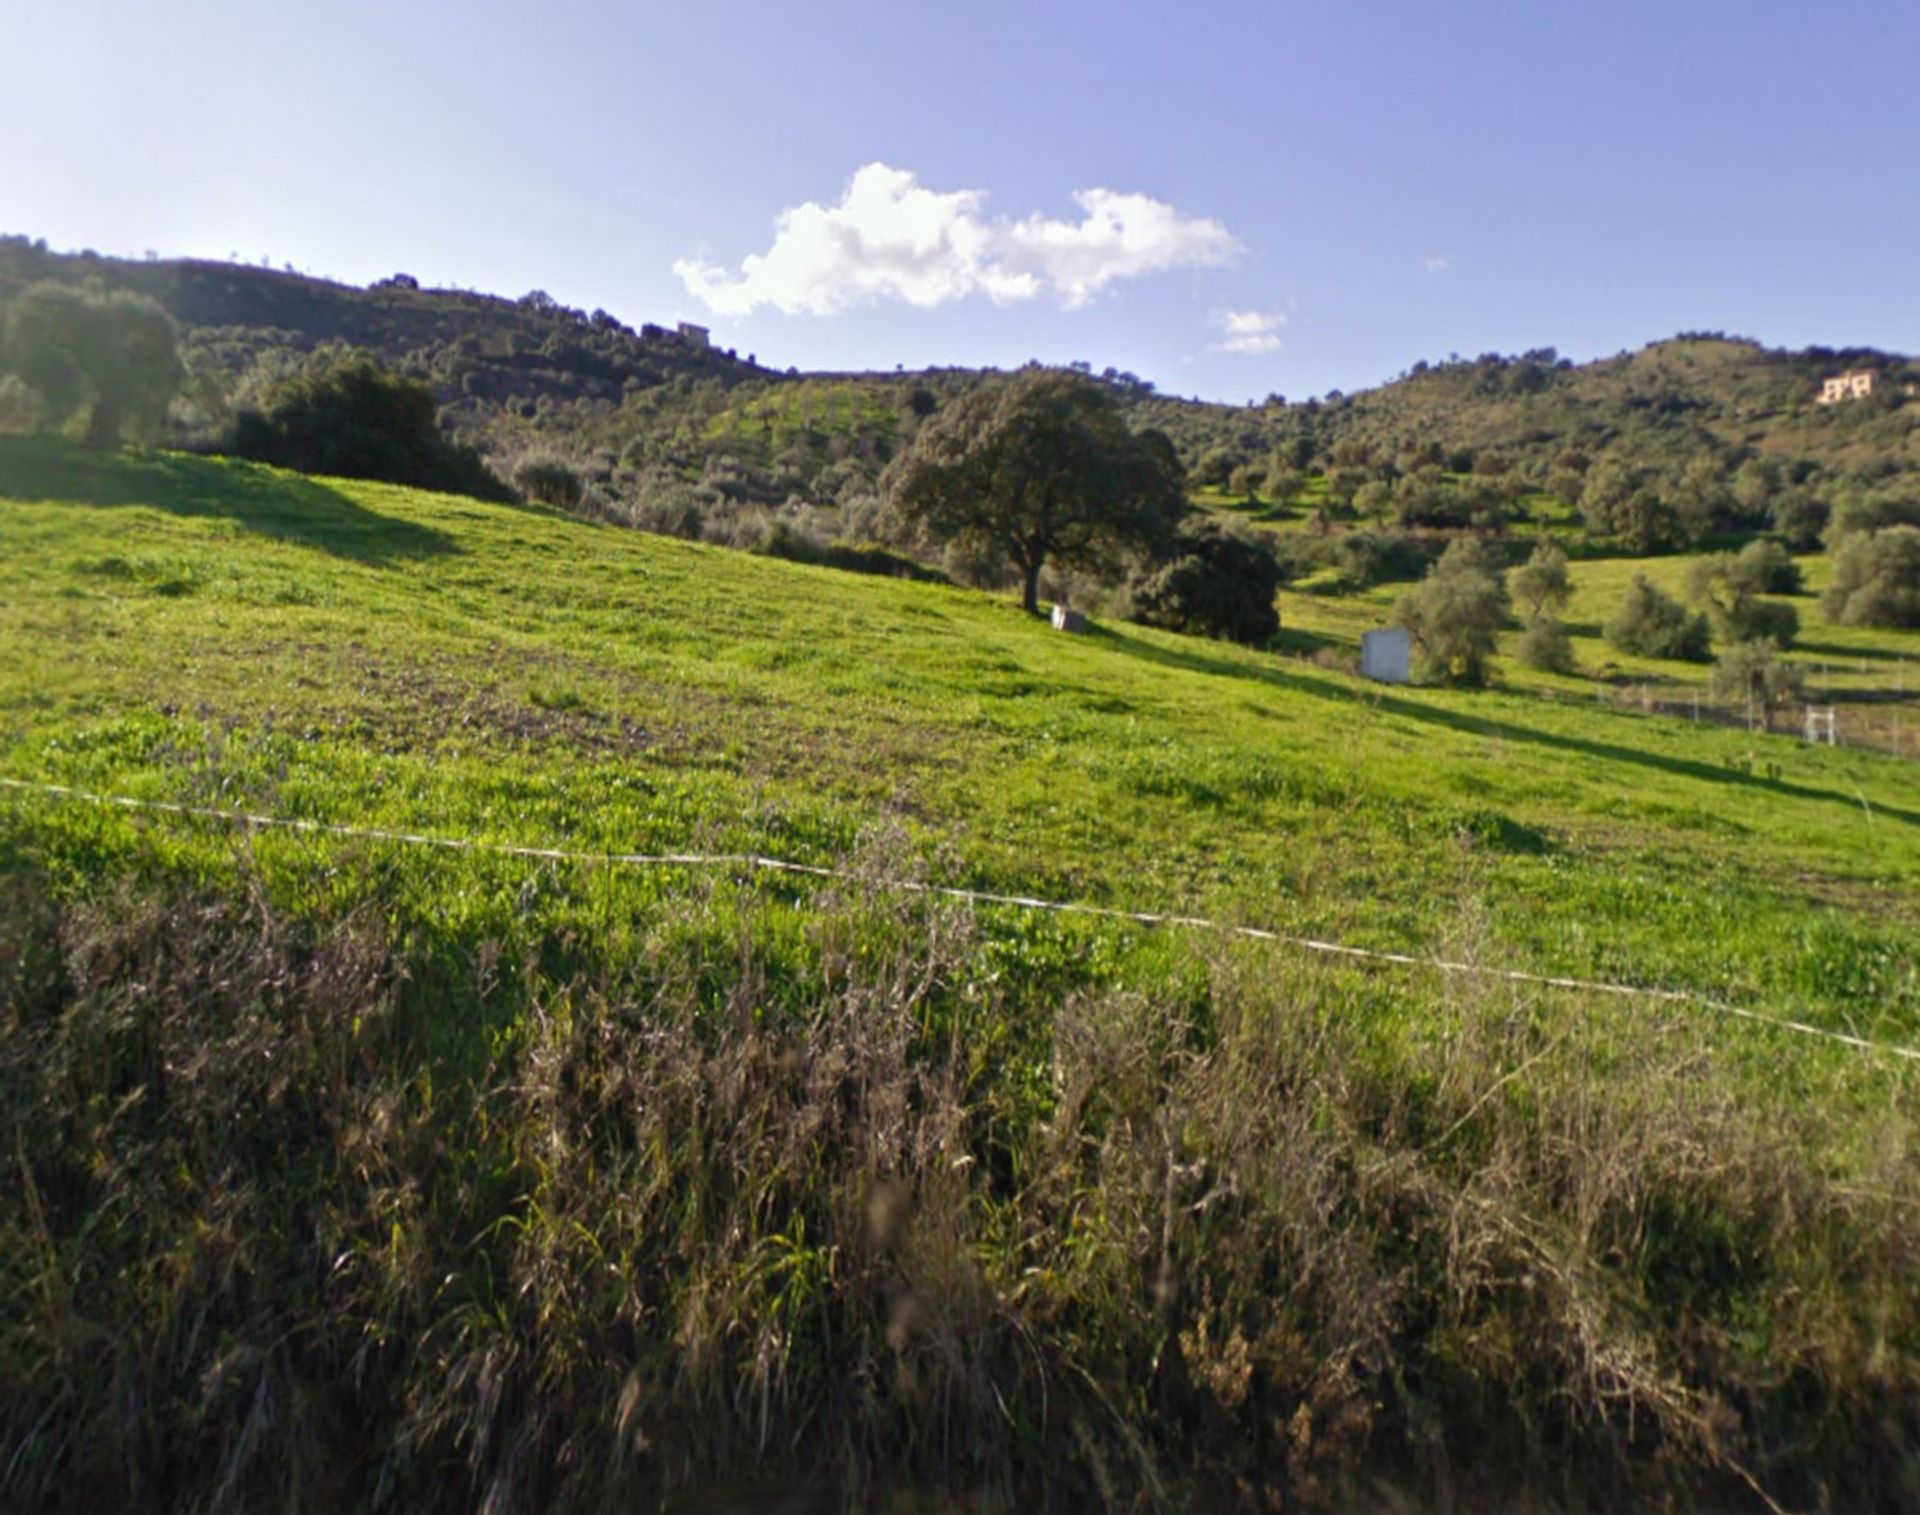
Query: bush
xmin=1769 ymin=489 xmax=1829 ymax=551
xmin=1735 ymin=596 xmax=1800 ymax=646
xmin=1730 ymin=538 xmax=1802 ymax=595
xmin=514 ymin=456 xmax=585 ymax=511
xmin=1516 ymin=615 xmax=1576 ymax=673
xmin=230 ymin=351 xmax=510 ymax=501
xmin=1822 ymin=526 xmax=1920 ymax=628
xmin=1274 ymin=530 xmax=1438 ymax=592
xmin=1227 ymin=462 xmax=1265 ymax=498
xmin=1190 ymin=445 xmax=1240 ymax=489
xmin=1829 ymin=485 xmax=1920 ymax=538
xmin=1129 ymin=517 xmax=1283 ymax=645
xmin=1393 ymin=537 xmax=1511 ymax=686
xmin=1606 ymin=575 xmax=1711 ymax=660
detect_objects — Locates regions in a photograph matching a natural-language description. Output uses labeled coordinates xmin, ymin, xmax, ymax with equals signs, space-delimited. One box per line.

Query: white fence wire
xmin=2 ymin=774 xmax=1915 ymax=1065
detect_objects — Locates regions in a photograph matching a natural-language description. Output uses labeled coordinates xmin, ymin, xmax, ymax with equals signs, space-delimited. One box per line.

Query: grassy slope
xmin=1277 ymin=547 xmax=1920 ymax=734
xmin=1 ymin=437 xmax=1916 ymax=1040
xmin=6 ymin=439 xmax=1920 ymax=1511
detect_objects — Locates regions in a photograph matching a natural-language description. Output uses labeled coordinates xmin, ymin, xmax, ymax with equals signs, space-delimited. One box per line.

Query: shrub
xmin=1729 ymin=537 xmax=1802 ymax=595
xmin=1227 ymin=462 xmax=1265 ymax=498
xmin=230 ymin=351 xmax=510 ymax=501
xmin=1829 ymin=485 xmax=1920 ymax=538
xmin=620 ymin=471 xmax=708 ymax=539
xmin=1606 ymin=575 xmax=1711 ymax=660
xmin=1282 ymin=530 xmax=1438 ymax=591
xmin=1516 ymin=614 xmax=1576 ymax=673
xmin=1734 ymin=596 xmax=1800 ymax=646
xmin=514 ymin=456 xmax=585 ymax=511
xmin=1769 ymin=488 xmax=1829 ymax=551
xmin=1353 ymin=480 xmax=1393 ymax=523
xmin=1190 ymin=445 xmax=1240 ymax=489
xmin=1822 ymin=526 xmax=1920 ymax=628
xmin=1393 ymin=537 xmax=1511 ymax=686
xmin=1129 ymin=517 xmax=1283 ymax=645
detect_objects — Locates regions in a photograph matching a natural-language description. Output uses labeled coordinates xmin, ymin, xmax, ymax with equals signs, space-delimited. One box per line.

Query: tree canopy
xmin=1823 ymin=526 xmax=1920 ymax=628
xmin=1606 ymin=575 xmax=1712 ymax=660
xmin=882 ymin=369 xmax=1185 ymax=613
xmin=1508 ymin=542 xmax=1571 ymax=617
xmin=1129 ymin=516 xmax=1284 ymax=645
xmin=229 ymin=351 xmax=509 ymax=501
xmin=1393 ymin=537 xmax=1510 ymax=686
xmin=0 ymin=281 xmax=182 ymax=447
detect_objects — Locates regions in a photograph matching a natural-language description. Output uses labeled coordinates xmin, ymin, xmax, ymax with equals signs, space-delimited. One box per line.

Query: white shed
xmin=1360 ymin=627 xmax=1411 ymax=684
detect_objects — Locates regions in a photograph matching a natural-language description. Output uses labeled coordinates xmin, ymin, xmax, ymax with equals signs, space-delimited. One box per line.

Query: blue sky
xmin=2 ymin=0 xmax=1914 ymax=402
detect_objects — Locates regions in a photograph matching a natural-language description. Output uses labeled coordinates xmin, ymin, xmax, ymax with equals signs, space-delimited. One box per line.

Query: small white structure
xmin=1051 ymin=603 xmax=1086 ymax=633
xmin=1816 ymin=370 xmax=1874 ymax=405
xmin=1805 ymin=706 xmax=1839 ymax=745
xmin=1360 ymin=627 xmax=1411 ymax=684
xmin=677 ymin=321 xmax=711 ymax=349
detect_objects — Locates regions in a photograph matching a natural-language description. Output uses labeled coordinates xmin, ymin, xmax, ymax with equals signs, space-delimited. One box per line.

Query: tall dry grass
xmin=2 ymin=838 xmax=1917 ymax=1512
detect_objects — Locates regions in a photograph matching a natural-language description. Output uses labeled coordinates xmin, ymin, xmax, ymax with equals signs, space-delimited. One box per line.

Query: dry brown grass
xmin=3 ymin=839 xmax=1918 ymax=1512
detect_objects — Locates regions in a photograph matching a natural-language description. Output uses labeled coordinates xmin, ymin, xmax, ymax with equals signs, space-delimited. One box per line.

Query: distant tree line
xmin=4 ymin=241 xmax=1918 ymax=647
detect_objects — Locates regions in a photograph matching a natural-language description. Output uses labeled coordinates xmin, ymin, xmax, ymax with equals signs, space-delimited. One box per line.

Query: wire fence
xmin=1560 ymin=668 xmax=1916 ymax=760
xmin=3 ymin=774 xmax=1916 ymax=1066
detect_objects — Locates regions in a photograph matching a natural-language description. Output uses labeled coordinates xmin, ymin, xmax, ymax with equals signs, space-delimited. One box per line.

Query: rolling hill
xmin=5 ymin=237 xmax=1916 ymax=521
xmin=3 ymin=438 xmax=1919 ymax=1510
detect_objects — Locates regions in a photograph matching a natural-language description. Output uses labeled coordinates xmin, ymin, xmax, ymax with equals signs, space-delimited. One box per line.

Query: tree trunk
xmin=1020 ymin=554 xmax=1043 ymax=615
xmin=83 ymin=399 xmax=120 ymax=450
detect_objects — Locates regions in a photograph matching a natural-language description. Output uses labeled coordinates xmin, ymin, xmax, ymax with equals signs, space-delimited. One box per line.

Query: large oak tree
xmin=883 ymin=369 xmax=1185 ymax=613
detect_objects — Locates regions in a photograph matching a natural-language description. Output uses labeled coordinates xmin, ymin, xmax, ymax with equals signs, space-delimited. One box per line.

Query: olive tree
xmin=1823 ymin=526 xmax=1920 ymax=628
xmin=1687 ymin=553 xmax=1800 ymax=647
xmin=1605 ymin=575 xmax=1711 ymax=661
xmin=1393 ymin=537 xmax=1511 ymax=686
xmin=1508 ymin=542 xmax=1572 ymax=617
xmin=1712 ymin=640 xmax=1805 ymax=732
xmin=1 ymin=281 xmax=182 ymax=447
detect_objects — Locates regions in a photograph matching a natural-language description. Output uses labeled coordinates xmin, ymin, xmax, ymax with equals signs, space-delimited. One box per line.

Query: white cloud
xmin=1210 ymin=307 xmax=1285 ymax=355
xmin=1424 ymin=253 xmax=1453 ymax=274
xmin=675 ymin=163 xmax=1241 ymax=317
xmin=1002 ymin=188 xmax=1242 ymax=308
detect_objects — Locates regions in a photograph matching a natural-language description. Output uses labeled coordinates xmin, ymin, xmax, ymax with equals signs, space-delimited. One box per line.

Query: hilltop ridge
xmin=4 ymin=237 xmax=1915 ymax=515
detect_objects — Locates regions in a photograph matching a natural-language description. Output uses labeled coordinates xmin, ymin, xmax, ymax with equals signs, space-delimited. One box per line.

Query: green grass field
xmin=4 ymin=436 xmax=1919 ymax=1510
xmin=1275 ymin=544 xmax=1920 ymax=748
xmin=2 ymin=437 xmax=1915 ymax=1034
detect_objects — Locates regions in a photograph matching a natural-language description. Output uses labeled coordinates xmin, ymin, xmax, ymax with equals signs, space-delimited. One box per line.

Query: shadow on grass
xmin=1091 ymin=623 xmax=1920 ymax=831
xmin=0 ymin=437 xmax=458 ymax=564
xmin=1793 ymin=640 xmax=1913 ymax=665
xmin=1269 ymin=625 xmax=1341 ymax=658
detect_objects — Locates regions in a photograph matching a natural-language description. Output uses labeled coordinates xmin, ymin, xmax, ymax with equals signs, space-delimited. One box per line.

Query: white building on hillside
xmin=1817 ymin=370 xmax=1875 ymax=404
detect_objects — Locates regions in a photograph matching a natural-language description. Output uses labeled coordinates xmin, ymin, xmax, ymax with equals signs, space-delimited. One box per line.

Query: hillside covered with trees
xmin=4 ymin=236 xmax=1919 ymax=656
